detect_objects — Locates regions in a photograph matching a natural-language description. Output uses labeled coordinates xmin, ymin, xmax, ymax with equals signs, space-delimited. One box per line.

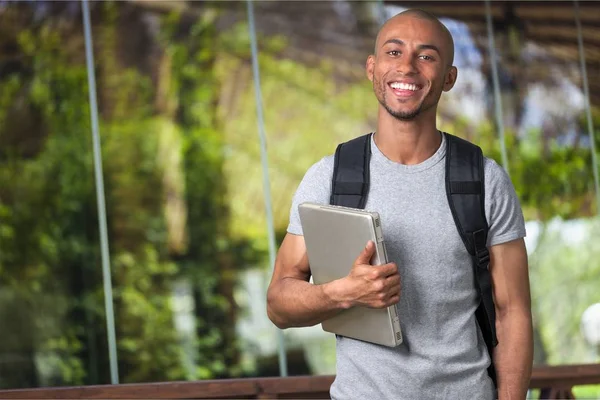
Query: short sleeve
xmin=484 ymin=158 xmax=527 ymax=247
xmin=287 ymin=156 xmax=334 ymax=235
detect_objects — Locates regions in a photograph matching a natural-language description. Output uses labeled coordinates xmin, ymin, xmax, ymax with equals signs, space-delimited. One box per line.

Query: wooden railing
xmin=0 ymin=364 xmax=599 ymax=399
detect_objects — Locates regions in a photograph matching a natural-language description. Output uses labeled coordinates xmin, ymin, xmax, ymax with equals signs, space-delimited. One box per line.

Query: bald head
xmin=374 ymin=9 xmax=455 ymax=67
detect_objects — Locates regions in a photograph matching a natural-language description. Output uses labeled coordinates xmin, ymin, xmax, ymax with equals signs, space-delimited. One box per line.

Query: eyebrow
xmin=382 ymin=39 xmax=441 ymax=55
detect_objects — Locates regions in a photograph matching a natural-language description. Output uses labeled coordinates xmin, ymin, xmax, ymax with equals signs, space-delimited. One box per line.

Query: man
xmin=267 ymin=9 xmax=533 ymax=400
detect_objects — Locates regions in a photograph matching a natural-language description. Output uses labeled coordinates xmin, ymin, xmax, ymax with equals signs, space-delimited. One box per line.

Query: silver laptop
xmin=298 ymin=202 xmax=402 ymax=347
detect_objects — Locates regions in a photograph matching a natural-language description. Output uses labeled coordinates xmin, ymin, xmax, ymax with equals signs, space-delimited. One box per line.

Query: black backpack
xmin=330 ymin=132 xmax=498 ymax=388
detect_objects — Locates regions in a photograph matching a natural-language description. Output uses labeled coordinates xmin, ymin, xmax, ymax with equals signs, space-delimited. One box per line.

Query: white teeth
xmin=390 ymin=82 xmax=418 ymax=91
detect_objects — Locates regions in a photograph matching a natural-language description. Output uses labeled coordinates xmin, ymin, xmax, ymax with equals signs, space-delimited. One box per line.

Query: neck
xmin=373 ymin=107 xmax=442 ymax=164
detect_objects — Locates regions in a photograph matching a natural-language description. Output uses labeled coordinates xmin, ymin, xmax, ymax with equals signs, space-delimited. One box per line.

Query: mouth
xmin=388 ymin=81 xmax=423 ymax=97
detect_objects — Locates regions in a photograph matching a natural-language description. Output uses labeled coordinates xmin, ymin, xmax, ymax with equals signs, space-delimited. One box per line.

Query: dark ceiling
xmin=385 ymin=1 xmax=600 ymax=104
xmin=118 ymin=1 xmax=600 ymax=105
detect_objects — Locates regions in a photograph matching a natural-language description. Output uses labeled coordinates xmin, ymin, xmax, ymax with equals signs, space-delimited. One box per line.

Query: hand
xmin=340 ymin=240 xmax=401 ymax=309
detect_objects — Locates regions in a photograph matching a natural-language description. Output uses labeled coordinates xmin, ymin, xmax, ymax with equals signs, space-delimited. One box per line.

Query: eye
xmin=419 ymin=55 xmax=435 ymax=61
xmin=387 ymin=50 xmax=401 ymax=57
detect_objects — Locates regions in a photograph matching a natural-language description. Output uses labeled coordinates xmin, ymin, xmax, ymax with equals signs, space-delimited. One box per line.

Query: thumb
xmin=355 ymin=240 xmax=375 ymax=265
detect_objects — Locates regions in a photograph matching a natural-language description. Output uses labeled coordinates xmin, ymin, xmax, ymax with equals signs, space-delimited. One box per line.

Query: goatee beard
xmin=373 ymin=76 xmax=424 ymax=121
xmin=380 ymin=99 xmax=422 ymax=121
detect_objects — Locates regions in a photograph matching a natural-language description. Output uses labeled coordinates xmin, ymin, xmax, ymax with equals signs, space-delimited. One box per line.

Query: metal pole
xmin=574 ymin=0 xmax=600 ymax=214
xmin=246 ymin=0 xmax=288 ymax=377
xmin=484 ymin=0 xmax=510 ymax=174
xmin=81 ymin=0 xmax=119 ymax=384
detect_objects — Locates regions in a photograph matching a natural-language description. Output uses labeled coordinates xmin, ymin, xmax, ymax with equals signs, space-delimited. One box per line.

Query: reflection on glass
xmin=389 ymin=2 xmax=600 ymax=369
xmin=0 ymin=0 xmax=102 ymax=388
xmin=89 ymin=0 xmax=256 ymax=383
xmin=0 ymin=0 xmax=259 ymax=387
xmin=1 ymin=0 xmax=599 ymax=389
xmin=240 ymin=0 xmax=600 ymax=375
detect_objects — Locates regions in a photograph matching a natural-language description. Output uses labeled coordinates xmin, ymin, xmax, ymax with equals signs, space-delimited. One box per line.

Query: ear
xmin=443 ymin=66 xmax=457 ymax=92
xmin=366 ymin=55 xmax=375 ymax=82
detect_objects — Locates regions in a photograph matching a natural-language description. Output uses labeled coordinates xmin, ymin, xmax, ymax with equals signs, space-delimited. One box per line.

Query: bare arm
xmin=266 ymin=233 xmax=400 ymax=329
xmin=490 ymin=238 xmax=533 ymax=400
xmin=266 ymin=233 xmax=347 ymax=328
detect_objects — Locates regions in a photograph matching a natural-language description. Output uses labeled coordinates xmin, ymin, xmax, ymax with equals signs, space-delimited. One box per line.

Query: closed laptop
xmin=298 ymin=202 xmax=402 ymax=347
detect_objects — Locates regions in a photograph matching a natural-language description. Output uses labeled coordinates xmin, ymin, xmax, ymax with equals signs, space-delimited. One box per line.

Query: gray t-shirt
xmin=287 ymin=133 xmax=526 ymax=400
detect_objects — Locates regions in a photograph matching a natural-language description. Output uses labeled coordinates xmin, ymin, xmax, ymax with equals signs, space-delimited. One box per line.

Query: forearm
xmin=493 ymin=308 xmax=533 ymax=400
xmin=267 ymin=277 xmax=349 ymax=329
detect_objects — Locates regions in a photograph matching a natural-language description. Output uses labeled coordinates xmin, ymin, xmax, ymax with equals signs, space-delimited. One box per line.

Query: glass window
xmin=0 ymin=0 xmax=102 ymax=388
xmin=1 ymin=0 xmax=599 ymax=391
xmin=92 ymin=0 xmax=259 ymax=383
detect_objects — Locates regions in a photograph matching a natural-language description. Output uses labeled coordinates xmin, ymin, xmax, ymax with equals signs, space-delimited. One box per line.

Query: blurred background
xmin=0 ymin=0 xmax=599 ymax=396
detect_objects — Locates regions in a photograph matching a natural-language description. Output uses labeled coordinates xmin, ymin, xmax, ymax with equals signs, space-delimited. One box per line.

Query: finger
xmin=355 ymin=240 xmax=376 ymax=264
xmin=387 ymin=285 xmax=401 ymax=298
xmin=387 ymin=294 xmax=400 ymax=306
xmin=378 ymin=294 xmax=399 ymax=308
xmin=385 ymin=274 xmax=401 ymax=288
xmin=377 ymin=262 xmax=398 ymax=278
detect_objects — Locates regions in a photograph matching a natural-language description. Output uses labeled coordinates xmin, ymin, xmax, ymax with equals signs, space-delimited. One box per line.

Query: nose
xmin=395 ymin=55 xmax=418 ymax=75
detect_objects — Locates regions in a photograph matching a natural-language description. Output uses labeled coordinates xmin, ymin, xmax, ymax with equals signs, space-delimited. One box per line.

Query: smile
xmin=388 ymin=81 xmax=422 ymax=98
xmin=389 ymin=82 xmax=420 ymax=91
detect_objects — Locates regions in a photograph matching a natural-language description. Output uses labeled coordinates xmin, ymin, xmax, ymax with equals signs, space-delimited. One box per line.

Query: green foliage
xmin=113 ymin=248 xmax=182 ymax=382
xmin=506 ymin=129 xmax=595 ymax=221
xmin=219 ymin=45 xmax=374 ymax=239
xmin=0 ymin=1 xmax=256 ymax=388
xmin=0 ymin=15 xmax=95 ymax=387
xmin=529 ymin=219 xmax=600 ymax=365
xmin=164 ymin=10 xmax=259 ymax=379
xmin=2 ymin=0 xmax=600 ymax=388
xmin=572 ymin=384 xmax=600 ymax=399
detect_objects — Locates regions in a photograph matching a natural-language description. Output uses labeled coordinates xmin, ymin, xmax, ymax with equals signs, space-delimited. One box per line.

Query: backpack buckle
xmin=475 ymin=247 xmax=490 ymax=268
xmin=472 ymin=229 xmax=490 ymax=268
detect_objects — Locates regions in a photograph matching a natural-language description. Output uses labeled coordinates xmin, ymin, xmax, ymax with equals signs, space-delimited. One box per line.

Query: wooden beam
xmin=384 ymin=0 xmax=600 ymax=21
xmin=465 ymin=19 xmax=600 ymax=42
xmin=530 ymin=364 xmax=600 ymax=388
xmin=1 ymin=365 xmax=600 ymax=399
xmin=516 ymin=3 xmax=600 ymax=23
xmin=0 ymin=380 xmax=259 ymax=399
xmin=467 ymin=33 xmax=600 ymax=64
xmin=384 ymin=2 xmax=502 ymax=20
xmin=525 ymin=23 xmax=600 ymax=46
xmin=258 ymin=375 xmax=334 ymax=398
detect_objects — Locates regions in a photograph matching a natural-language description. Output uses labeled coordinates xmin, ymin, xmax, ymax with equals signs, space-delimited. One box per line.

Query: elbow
xmin=267 ymin=287 xmax=291 ymax=330
xmin=495 ymin=302 xmax=532 ymax=321
xmin=267 ymin=307 xmax=290 ymax=330
xmin=494 ymin=304 xmax=533 ymax=338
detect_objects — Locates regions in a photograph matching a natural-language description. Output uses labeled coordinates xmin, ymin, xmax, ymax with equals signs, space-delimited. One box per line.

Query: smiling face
xmin=366 ymin=12 xmax=457 ymax=121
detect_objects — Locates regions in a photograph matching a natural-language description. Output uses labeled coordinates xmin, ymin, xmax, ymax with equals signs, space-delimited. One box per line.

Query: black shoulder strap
xmin=444 ymin=132 xmax=498 ymax=388
xmin=330 ymin=133 xmax=372 ymax=209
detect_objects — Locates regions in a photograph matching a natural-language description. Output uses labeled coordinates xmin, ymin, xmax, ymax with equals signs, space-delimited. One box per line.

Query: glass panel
xmin=90 ymin=0 xmax=258 ymax=382
xmin=0 ymin=0 xmax=267 ymax=386
xmin=508 ymin=2 xmax=600 ymax=366
xmin=0 ymin=0 xmax=104 ymax=388
xmin=382 ymin=1 xmax=600 ymax=368
xmin=228 ymin=0 xmax=390 ymax=376
xmin=2 ymin=0 xmax=599 ymax=389
xmin=247 ymin=0 xmax=600 ymax=375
